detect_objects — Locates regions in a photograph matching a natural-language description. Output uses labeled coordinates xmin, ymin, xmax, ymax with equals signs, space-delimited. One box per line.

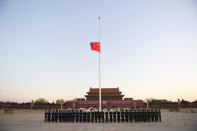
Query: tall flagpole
xmin=98 ymin=16 xmax=101 ymax=111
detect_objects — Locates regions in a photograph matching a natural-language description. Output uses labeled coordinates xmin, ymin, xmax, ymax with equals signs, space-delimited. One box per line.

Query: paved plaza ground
xmin=0 ymin=109 xmax=197 ymax=131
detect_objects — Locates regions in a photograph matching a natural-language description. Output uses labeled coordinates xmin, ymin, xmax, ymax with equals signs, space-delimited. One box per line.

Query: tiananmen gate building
xmin=85 ymin=87 xmax=124 ymax=101
xmin=65 ymin=87 xmax=145 ymax=109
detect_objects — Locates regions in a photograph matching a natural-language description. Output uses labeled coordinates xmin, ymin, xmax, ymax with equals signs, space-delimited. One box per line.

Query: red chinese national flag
xmin=90 ymin=42 xmax=100 ymax=52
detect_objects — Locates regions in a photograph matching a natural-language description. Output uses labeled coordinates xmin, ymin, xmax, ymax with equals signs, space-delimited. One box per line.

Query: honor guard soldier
xmin=135 ymin=109 xmax=138 ymax=122
xmin=133 ymin=109 xmax=137 ymax=122
xmin=59 ymin=110 xmax=62 ymax=122
xmin=101 ymin=111 xmax=104 ymax=123
xmin=69 ymin=110 xmax=72 ymax=122
xmin=153 ymin=109 xmax=157 ymax=122
xmin=48 ymin=110 xmax=51 ymax=122
xmin=61 ymin=110 xmax=64 ymax=122
xmin=109 ymin=111 xmax=113 ymax=123
xmin=136 ymin=109 xmax=139 ymax=122
xmin=95 ymin=110 xmax=98 ymax=122
xmin=151 ymin=109 xmax=154 ymax=122
xmin=141 ymin=109 xmax=144 ymax=122
xmin=66 ymin=110 xmax=69 ymax=122
xmin=62 ymin=110 xmax=66 ymax=122
xmin=129 ymin=110 xmax=133 ymax=123
xmin=98 ymin=111 xmax=101 ymax=123
xmin=128 ymin=110 xmax=132 ymax=122
xmin=105 ymin=111 xmax=109 ymax=123
xmin=74 ymin=110 xmax=77 ymax=122
xmin=68 ymin=110 xmax=71 ymax=122
xmin=158 ymin=109 xmax=161 ymax=122
xmin=70 ymin=110 xmax=72 ymax=122
xmin=125 ymin=109 xmax=128 ymax=122
xmin=87 ymin=111 xmax=90 ymax=122
xmin=66 ymin=110 xmax=68 ymax=122
xmin=155 ymin=109 xmax=158 ymax=122
xmin=67 ymin=110 xmax=70 ymax=122
xmin=70 ymin=110 xmax=73 ymax=122
xmin=82 ymin=111 xmax=85 ymax=122
xmin=113 ymin=111 xmax=116 ymax=123
xmin=91 ymin=111 xmax=94 ymax=122
xmin=155 ymin=109 xmax=159 ymax=122
xmin=147 ymin=109 xmax=150 ymax=122
xmin=71 ymin=110 xmax=74 ymax=122
xmin=72 ymin=110 xmax=75 ymax=122
xmin=138 ymin=109 xmax=141 ymax=122
xmin=144 ymin=109 xmax=147 ymax=122
xmin=52 ymin=110 xmax=55 ymax=122
xmin=121 ymin=110 xmax=125 ymax=122
xmin=79 ymin=110 xmax=82 ymax=122
xmin=62 ymin=110 xmax=65 ymax=122
xmin=76 ymin=110 xmax=79 ymax=122
xmin=45 ymin=109 xmax=47 ymax=122
xmin=63 ymin=110 xmax=65 ymax=122
xmin=141 ymin=109 xmax=145 ymax=122
xmin=117 ymin=110 xmax=120 ymax=123
xmin=55 ymin=109 xmax=58 ymax=122
xmin=65 ymin=110 xmax=68 ymax=122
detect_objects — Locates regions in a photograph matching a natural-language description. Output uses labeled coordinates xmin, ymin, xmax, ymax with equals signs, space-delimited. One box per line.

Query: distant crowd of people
xmin=45 ymin=108 xmax=161 ymax=123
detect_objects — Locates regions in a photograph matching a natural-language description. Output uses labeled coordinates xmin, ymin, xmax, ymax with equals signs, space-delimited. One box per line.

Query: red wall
xmin=0 ymin=102 xmax=197 ymax=109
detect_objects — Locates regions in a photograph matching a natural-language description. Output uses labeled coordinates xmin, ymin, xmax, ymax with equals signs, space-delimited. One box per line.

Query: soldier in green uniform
xmin=147 ymin=109 xmax=150 ymax=122
xmin=158 ymin=109 xmax=161 ymax=122
xmin=47 ymin=110 xmax=51 ymax=122
xmin=105 ymin=111 xmax=109 ymax=123
xmin=66 ymin=110 xmax=68 ymax=122
xmin=58 ymin=110 xmax=62 ymax=122
xmin=138 ymin=109 xmax=141 ymax=122
xmin=134 ymin=109 xmax=137 ymax=122
xmin=101 ymin=110 xmax=104 ymax=123
xmin=72 ymin=110 xmax=75 ymax=122
xmin=95 ymin=110 xmax=98 ymax=122
xmin=142 ymin=109 xmax=145 ymax=122
xmin=154 ymin=109 xmax=158 ymax=122
xmin=151 ymin=109 xmax=154 ymax=122
xmin=128 ymin=110 xmax=132 ymax=123
xmin=98 ymin=111 xmax=101 ymax=123
xmin=76 ymin=110 xmax=79 ymax=122
xmin=125 ymin=109 xmax=128 ymax=122
xmin=117 ymin=110 xmax=120 ymax=123
xmin=109 ymin=111 xmax=113 ymax=122
xmin=144 ymin=109 xmax=147 ymax=122
xmin=91 ymin=111 xmax=95 ymax=122
xmin=45 ymin=109 xmax=47 ymax=122
xmin=79 ymin=110 xmax=82 ymax=122
xmin=121 ymin=110 xmax=124 ymax=122
xmin=113 ymin=110 xmax=116 ymax=123
xmin=87 ymin=111 xmax=90 ymax=123
xmin=82 ymin=111 xmax=86 ymax=122
xmin=52 ymin=110 xmax=55 ymax=122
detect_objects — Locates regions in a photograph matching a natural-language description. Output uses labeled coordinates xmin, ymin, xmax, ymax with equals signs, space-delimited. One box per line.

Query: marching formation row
xmin=44 ymin=109 xmax=161 ymax=123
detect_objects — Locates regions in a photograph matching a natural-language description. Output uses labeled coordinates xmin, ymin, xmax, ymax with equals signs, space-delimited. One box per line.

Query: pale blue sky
xmin=0 ymin=0 xmax=197 ymax=102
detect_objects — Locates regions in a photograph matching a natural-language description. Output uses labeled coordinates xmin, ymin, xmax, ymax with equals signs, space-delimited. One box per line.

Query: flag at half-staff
xmin=90 ymin=42 xmax=100 ymax=52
